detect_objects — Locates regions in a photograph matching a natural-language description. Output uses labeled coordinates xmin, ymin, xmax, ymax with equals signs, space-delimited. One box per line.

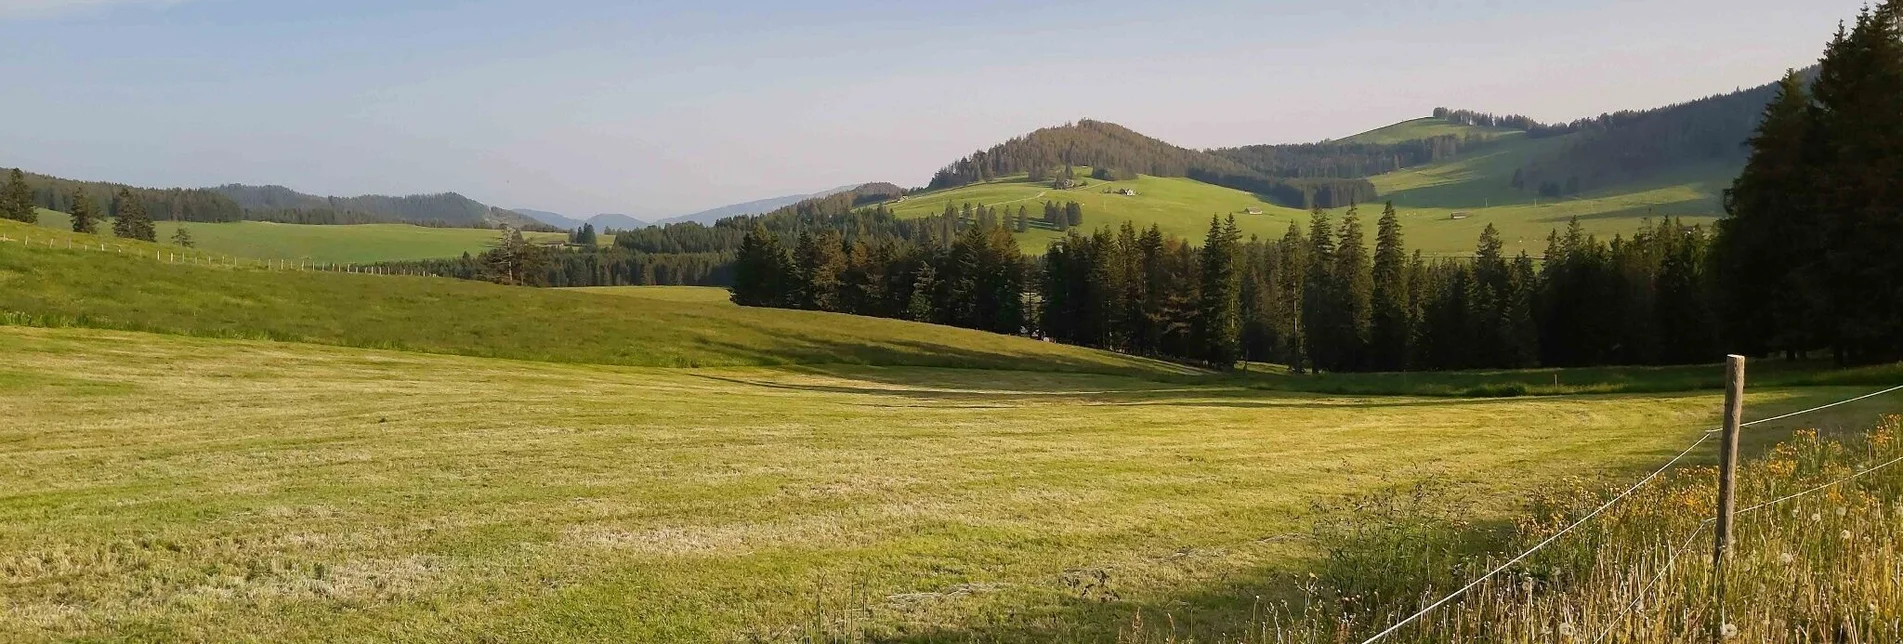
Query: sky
xmin=0 ymin=0 xmax=1869 ymax=218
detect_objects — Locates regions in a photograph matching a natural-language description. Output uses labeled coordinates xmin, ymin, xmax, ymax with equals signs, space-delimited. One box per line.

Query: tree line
xmin=727 ymin=196 xmax=1728 ymax=372
xmin=3 ymin=168 xmax=170 ymax=243
xmin=1715 ymin=3 xmax=1903 ymax=365
xmin=1211 ymin=133 xmax=1504 ymax=180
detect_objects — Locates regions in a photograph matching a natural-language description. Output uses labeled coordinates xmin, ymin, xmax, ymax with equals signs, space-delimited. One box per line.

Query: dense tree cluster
xmin=925 ymin=119 xmax=1376 ymax=209
xmin=730 ymin=220 xmax=1028 ymax=334
xmin=13 ymin=170 xmax=243 ymax=223
xmin=723 ymin=191 xmax=1725 ymax=372
xmin=1715 ymin=4 xmax=1903 ymax=365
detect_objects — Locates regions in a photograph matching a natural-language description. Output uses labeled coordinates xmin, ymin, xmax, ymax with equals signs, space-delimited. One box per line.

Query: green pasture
xmin=28 ymin=209 xmax=567 ymax=264
xmin=0 ymin=218 xmax=1175 ymax=375
xmin=567 ymin=285 xmax=737 ymax=304
xmin=3 ymin=325 xmax=1896 ymax=642
xmin=884 ymin=122 xmax=1733 ymax=257
xmin=1335 ymin=116 xmax=1523 ymax=145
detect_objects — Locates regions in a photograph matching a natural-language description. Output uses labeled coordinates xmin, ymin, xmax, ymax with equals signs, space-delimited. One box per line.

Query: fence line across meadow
xmin=0 ymin=230 xmax=444 ymax=277
xmin=1359 ymin=380 xmax=1903 ymax=644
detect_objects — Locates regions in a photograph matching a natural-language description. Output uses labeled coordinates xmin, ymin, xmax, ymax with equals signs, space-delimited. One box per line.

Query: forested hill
xmin=1424 ymin=68 xmax=1816 ymax=198
xmin=1210 ymin=126 xmax=1511 ymax=180
xmin=215 ymin=184 xmax=553 ymax=230
xmin=927 ymin=119 xmax=1376 ymax=209
xmin=10 ymin=170 xmax=244 ymax=223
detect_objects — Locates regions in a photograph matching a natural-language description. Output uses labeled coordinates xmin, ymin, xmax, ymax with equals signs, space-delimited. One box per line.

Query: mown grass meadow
xmin=2 ymin=326 xmax=1896 ymax=642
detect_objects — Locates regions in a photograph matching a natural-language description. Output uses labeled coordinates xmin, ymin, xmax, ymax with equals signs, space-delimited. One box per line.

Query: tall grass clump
xmin=1125 ymin=415 xmax=1903 ymax=643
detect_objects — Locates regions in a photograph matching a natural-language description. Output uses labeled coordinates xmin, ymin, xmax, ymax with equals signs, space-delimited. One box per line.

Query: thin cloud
xmin=0 ymin=0 xmax=191 ymax=20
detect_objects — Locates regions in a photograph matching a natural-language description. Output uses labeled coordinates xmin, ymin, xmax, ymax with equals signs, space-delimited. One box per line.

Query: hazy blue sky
xmin=0 ymin=0 xmax=1866 ymax=217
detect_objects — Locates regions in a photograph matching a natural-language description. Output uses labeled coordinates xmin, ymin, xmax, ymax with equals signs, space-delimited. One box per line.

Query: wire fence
xmin=1361 ymin=384 xmax=1903 ymax=644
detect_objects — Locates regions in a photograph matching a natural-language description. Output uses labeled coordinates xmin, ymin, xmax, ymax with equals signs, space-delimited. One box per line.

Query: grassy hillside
xmin=28 ymin=210 xmax=567 ymax=264
xmin=0 ymin=218 xmax=1174 ymax=374
xmin=1336 ymin=116 xmax=1521 ymax=145
xmin=4 ymin=325 xmax=1896 ymax=641
xmin=567 ymin=285 xmax=737 ymax=303
xmin=886 ymin=169 xmax=1312 ymax=248
xmin=888 ymin=117 xmax=1734 ymax=257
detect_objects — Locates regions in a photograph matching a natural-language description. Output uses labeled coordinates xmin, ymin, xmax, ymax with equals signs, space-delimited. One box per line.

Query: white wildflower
xmin=1842 ymin=529 xmax=1853 ymax=540
xmin=1558 ymin=622 xmax=1576 ymax=638
xmin=1722 ymin=623 xmax=1739 ymax=639
xmin=1810 ymin=512 xmax=1822 ymax=523
xmin=1779 ymin=552 xmax=1796 ymax=565
xmin=1837 ymin=506 xmax=1849 ymax=517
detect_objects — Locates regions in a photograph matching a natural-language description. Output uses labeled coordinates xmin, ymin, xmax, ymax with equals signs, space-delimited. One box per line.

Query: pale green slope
xmin=29 ymin=209 xmax=568 ymax=264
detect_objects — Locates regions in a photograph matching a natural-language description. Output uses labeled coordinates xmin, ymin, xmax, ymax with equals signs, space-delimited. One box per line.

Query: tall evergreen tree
xmin=1717 ymin=69 xmax=1823 ymax=359
xmin=1300 ymin=208 xmax=1336 ymax=372
xmin=1274 ymin=222 xmax=1308 ymax=370
xmin=731 ymin=223 xmax=792 ymax=306
xmin=1330 ymin=206 xmax=1374 ymax=372
xmin=68 ymin=190 xmax=99 ymax=234
xmin=1368 ymin=202 xmax=1410 ymax=370
xmin=793 ymin=229 xmax=847 ymax=311
xmin=110 ymin=188 xmax=156 ymax=241
xmin=1195 ymin=215 xmax=1244 ymax=368
xmin=1808 ymin=3 xmax=1903 ymax=362
xmin=1 ymin=168 xmax=35 ymax=223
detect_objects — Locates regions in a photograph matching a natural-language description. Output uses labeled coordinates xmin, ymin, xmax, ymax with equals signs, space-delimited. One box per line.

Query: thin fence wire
xmin=1736 ymin=452 xmax=1903 ymax=518
xmin=1360 ymin=384 xmax=1903 ymax=643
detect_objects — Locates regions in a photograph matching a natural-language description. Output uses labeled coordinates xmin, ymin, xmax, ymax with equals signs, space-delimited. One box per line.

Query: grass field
xmin=0 ymin=218 xmax=1175 ymax=375
xmin=1335 ymin=116 xmax=1521 ymax=145
xmin=4 ymin=214 xmax=1901 ymax=640
xmin=3 ymin=325 xmax=1897 ymax=642
xmin=27 ymin=209 xmax=569 ymax=264
xmin=567 ymin=285 xmax=737 ymax=304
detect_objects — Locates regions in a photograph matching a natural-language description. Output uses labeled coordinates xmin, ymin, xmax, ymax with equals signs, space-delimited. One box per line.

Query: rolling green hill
xmin=26 ymin=209 xmax=569 ymax=264
xmin=884 ymin=112 xmax=1738 ymax=256
xmin=0 ymin=217 xmax=1178 ymax=374
xmin=1336 ymin=116 xmax=1523 ymax=145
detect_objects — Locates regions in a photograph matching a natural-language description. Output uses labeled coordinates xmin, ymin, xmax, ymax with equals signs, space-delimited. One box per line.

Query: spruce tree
xmin=1716 ymin=70 xmax=1820 ymax=358
xmin=731 ymin=223 xmax=790 ymax=306
xmin=68 ymin=191 xmax=99 ymax=234
xmin=1195 ymin=215 xmax=1243 ymax=368
xmin=1807 ymin=3 xmax=1903 ymax=362
xmin=171 ymin=226 xmax=196 ymax=248
xmin=1 ymin=168 xmax=35 ymax=223
xmin=1369 ymin=202 xmax=1409 ymax=370
xmin=111 ymin=189 xmax=156 ymax=241
xmin=1275 ymin=222 xmax=1308 ymax=371
xmin=1331 ymin=206 xmax=1373 ymax=371
xmin=1300 ymin=208 xmax=1336 ymax=372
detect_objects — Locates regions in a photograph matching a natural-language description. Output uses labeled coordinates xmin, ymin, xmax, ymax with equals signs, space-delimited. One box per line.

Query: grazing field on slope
xmin=882 ymin=170 xmax=1311 ymax=249
xmin=0 ymin=223 xmax=1174 ymax=375
xmin=29 ymin=210 xmax=567 ymax=264
xmin=1335 ymin=116 xmax=1522 ymax=145
xmin=1369 ymin=132 xmax=1732 ymax=256
xmin=567 ymin=285 xmax=735 ymax=304
xmin=3 ymin=327 xmax=1896 ymax=642
xmin=880 ymin=162 xmax=1730 ymax=258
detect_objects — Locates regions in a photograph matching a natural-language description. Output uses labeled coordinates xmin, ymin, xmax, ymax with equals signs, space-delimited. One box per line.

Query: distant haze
xmin=0 ymin=0 xmax=1866 ymax=215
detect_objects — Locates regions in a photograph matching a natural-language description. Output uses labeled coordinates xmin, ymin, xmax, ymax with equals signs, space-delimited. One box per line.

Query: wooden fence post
xmin=1712 ymin=354 xmax=1745 ymax=640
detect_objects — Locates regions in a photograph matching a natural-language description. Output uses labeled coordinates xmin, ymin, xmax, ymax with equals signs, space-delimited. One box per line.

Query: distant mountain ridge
xmin=215 ymin=184 xmax=552 ymax=230
xmin=656 ymin=185 xmax=863 ymax=226
xmin=508 ymin=209 xmax=650 ymax=231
